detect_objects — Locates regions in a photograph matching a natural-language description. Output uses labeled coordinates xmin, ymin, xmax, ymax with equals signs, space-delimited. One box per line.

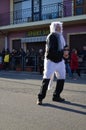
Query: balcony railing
xmin=0 ymin=1 xmax=86 ymax=27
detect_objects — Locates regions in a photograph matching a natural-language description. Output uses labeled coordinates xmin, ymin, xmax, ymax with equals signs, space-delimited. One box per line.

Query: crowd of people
xmin=0 ymin=47 xmax=44 ymax=72
xmin=0 ymin=45 xmax=86 ymax=79
xmin=63 ymin=46 xmax=86 ymax=79
xmin=63 ymin=47 xmax=80 ymax=80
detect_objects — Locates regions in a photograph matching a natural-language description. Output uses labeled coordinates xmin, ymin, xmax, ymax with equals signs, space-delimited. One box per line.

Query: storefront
xmin=8 ymin=28 xmax=48 ymax=72
xmin=21 ymin=35 xmax=46 ymax=52
xmin=11 ymin=28 xmax=49 ymax=52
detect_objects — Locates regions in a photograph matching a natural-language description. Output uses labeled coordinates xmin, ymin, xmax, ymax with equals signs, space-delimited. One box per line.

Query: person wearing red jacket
xmin=70 ymin=49 xmax=80 ymax=79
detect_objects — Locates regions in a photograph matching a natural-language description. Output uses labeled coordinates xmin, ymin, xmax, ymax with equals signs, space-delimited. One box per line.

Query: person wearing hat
xmin=37 ymin=21 xmax=67 ymax=105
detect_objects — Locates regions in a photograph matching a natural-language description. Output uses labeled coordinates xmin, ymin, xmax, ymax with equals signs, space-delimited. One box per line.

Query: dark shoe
xmin=52 ymin=97 xmax=65 ymax=102
xmin=37 ymin=99 xmax=42 ymax=105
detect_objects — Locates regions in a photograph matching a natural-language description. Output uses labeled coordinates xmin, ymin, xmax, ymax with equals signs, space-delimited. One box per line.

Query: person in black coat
xmin=37 ymin=21 xmax=66 ymax=105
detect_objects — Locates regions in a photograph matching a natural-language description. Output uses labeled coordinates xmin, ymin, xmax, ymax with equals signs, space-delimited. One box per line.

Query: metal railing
xmin=10 ymin=55 xmax=39 ymax=72
xmin=0 ymin=0 xmax=86 ymax=26
xmin=0 ymin=54 xmax=86 ymax=73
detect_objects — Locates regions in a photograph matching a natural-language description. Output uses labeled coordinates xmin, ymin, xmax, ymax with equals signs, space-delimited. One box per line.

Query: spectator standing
xmin=11 ymin=49 xmax=17 ymax=70
xmin=30 ymin=48 xmax=37 ymax=70
xmin=38 ymin=49 xmax=44 ymax=75
xmin=70 ymin=49 xmax=81 ymax=79
xmin=1 ymin=48 xmax=5 ymax=64
xmin=19 ymin=48 xmax=26 ymax=70
xmin=0 ymin=52 xmax=2 ymax=70
xmin=3 ymin=50 xmax=10 ymax=70
xmin=63 ymin=46 xmax=73 ymax=78
xmin=25 ymin=49 xmax=31 ymax=66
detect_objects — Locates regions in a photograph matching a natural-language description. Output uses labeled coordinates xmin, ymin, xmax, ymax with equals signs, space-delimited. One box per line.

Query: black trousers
xmin=38 ymin=79 xmax=65 ymax=101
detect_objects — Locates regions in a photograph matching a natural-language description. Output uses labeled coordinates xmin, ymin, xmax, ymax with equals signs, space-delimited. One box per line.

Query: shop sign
xmin=27 ymin=29 xmax=49 ymax=37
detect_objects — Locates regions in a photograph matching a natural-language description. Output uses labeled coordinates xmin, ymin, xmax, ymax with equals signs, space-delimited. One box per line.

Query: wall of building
xmin=6 ymin=24 xmax=86 ymax=53
xmin=0 ymin=0 xmax=10 ymax=13
xmin=0 ymin=0 xmax=10 ymax=26
xmin=64 ymin=24 xmax=86 ymax=35
xmin=64 ymin=24 xmax=86 ymax=50
xmin=8 ymin=31 xmax=25 ymax=51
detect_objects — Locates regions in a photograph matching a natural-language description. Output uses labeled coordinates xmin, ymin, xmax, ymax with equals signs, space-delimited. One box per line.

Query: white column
xmin=5 ymin=36 xmax=8 ymax=49
xmin=21 ymin=43 xmax=26 ymax=52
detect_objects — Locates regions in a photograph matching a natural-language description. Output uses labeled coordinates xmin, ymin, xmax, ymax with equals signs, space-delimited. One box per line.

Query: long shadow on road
xmin=42 ymin=101 xmax=86 ymax=115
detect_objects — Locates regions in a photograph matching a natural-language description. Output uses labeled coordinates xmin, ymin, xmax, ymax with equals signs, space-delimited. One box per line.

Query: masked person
xmin=37 ymin=21 xmax=66 ymax=105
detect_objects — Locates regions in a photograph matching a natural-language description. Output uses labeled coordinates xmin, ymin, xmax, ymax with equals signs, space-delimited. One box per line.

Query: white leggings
xmin=43 ymin=59 xmax=66 ymax=80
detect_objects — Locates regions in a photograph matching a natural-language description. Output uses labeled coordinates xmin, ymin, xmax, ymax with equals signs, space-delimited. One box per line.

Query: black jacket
xmin=46 ymin=33 xmax=64 ymax=63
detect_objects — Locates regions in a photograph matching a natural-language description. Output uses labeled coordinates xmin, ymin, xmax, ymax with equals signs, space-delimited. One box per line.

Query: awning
xmin=21 ymin=36 xmax=47 ymax=43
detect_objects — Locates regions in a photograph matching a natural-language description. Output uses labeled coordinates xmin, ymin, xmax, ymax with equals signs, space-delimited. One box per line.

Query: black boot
xmin=52 ymin=79 xmax=65 ymax=102
xmin=37 ymin=79 xmax=50 ymax=105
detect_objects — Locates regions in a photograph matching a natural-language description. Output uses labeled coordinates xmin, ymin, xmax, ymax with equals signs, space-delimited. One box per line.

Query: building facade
xmin=0 ymin=0 xmax=86 ymax=52
xmin=0 ymin=0 xmax=86 ymax=72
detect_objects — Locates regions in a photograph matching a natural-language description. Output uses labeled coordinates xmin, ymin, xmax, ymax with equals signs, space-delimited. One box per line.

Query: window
xmin=13 ymin=0 xmax=31 ymax=23
xmin=33 ymin=0 xmax=39 ymax=13
xmin=32 ymin=0 xmax=41 ymax=21
xmin=74 ymin=0 xmax=86 ymax=15
xmin=33 ymin=14 xmax=40 ymax=21
xmin=76 ymin=0 xmax=84 ymax=5
xmin=76 ymin=7 xmax=83 ymax=14
xmin=33 ymin=0 xmax=40 ymax=12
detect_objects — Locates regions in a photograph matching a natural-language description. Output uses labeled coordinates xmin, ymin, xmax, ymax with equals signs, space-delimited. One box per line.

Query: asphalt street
xmin=0 ymin=71 xmax=86 ymax=130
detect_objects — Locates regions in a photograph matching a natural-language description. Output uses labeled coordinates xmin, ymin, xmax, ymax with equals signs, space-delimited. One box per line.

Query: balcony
xmin=0 ymin=1 xmax=86 ymax=27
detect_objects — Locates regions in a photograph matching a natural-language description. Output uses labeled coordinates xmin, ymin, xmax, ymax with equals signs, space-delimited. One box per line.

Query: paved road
xmin=0 ymin=71 xmax=86 ymax=130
